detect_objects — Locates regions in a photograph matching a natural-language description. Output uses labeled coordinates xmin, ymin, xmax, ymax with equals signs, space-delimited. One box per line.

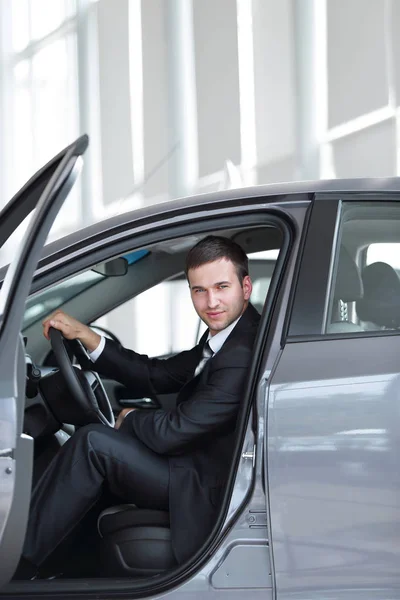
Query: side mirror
xmin=92 ymin=257 xmax=128 ymax=277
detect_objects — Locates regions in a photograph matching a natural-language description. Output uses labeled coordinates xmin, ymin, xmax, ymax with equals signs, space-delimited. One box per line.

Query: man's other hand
xmin=42 ymin=310 xmax=101 ymax=351
xmin=114 ymin=408 xmax=136 ymax=430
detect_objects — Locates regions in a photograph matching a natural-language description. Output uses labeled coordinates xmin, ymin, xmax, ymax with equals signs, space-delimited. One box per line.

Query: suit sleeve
xmin=128 ymin=344 xmax=253 ymax=454
xmin=92 ymin=338 xmax=199 ymax=397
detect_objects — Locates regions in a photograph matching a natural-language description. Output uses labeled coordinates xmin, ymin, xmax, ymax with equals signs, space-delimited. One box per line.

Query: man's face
xmin=188 ymin=258 xmax=252 ymax=336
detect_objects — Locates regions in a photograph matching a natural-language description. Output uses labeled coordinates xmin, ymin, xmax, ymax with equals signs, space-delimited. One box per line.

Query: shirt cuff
xmin=88 ymin=335 xmax=105 ymax=362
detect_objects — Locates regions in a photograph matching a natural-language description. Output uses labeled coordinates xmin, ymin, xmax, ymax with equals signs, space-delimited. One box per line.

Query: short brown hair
xmin=185 ymin=235 xmax=249 ymax=283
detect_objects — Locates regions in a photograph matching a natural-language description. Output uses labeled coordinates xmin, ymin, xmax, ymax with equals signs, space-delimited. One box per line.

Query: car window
xmin=22 ymin=249 xmax=148 ymax=330
xmin=93 ymin=279 xmax=202 ymax=357
xmin=366 ymin=243 xmax=400 ymax=271
xmin=93 ymin=249 xmax=279 ymax=357
xmin=326 ymin=202 xmax=400 ymax=334
xmin=23 ymin=270 xmax=105 ymax=329
xmin=248 ymin=249 xmax=278 ymax=312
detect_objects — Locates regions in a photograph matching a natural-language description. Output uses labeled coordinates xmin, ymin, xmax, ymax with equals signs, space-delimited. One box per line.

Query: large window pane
xmin=12 ymin=0 xmax=76 ymax=50
xmin=9 ymin=34 xmax=81 ymax=231
xmin=13 ymin=61 xmax=34 ymax=191
xmin=11 ymin=0 xmax=30 ymax=52
xmin=31 ymin=0 xmax=76 ymax=40
xmin=2 ymin=0 xmax=81 ymax=268
xmin=32 ymin=35 xmax=78 ymax=166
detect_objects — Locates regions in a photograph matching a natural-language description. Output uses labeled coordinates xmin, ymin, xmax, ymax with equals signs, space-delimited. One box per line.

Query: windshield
xmin=22 ymin=248 xmax=149 ymax=329
xmin=23 ymin=270 xmax=104 ymax=329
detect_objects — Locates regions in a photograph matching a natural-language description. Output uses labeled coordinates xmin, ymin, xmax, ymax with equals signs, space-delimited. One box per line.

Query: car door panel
xmin=267 ymin=194 xmax=400 ymax=598
xmin=0 ymin=135 xmax=88 ymax=585
xmin=0 ymin=338 xmax=33 ymax=586
xmin=267 ymin=335 xmax=400 ymax=597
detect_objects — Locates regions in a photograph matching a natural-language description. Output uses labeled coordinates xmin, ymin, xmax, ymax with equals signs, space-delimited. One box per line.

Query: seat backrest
xmin=357 ymin=262 xmax=400 ymax=329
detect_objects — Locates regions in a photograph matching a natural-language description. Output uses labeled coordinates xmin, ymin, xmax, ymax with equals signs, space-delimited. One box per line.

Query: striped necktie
xmin=194 ymin=341 xmax=213 ymax=376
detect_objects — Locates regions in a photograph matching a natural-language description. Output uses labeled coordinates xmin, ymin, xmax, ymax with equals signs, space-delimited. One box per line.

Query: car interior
xmin=18 ymin=223 xmax=283 ymax=580
xmin=328 ymin=203 xmax=400 ymax=335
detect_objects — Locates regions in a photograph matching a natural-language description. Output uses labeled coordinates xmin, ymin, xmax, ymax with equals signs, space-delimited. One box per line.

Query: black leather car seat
xmin=357 ymin=262 xmax=400 ymax=328
xmin=97 ymin=505 xmax=176 ymax=576
xmin=327 ymin=246 xmax=364 ymax=333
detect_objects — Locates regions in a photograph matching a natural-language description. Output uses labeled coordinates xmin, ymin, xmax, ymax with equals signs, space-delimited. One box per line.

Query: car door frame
xmin=0 ymin=135 xmax=88 ymax=586
xmin=5 ymin=196 xmax=312 ymax=598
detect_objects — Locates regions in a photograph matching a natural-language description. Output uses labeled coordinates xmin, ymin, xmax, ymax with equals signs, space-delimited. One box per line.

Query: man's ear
xmin=243 ymin=275 xmax=252 ymax=300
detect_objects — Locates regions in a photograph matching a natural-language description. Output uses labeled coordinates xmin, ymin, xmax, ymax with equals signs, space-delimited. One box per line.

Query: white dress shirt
xmin=88 ymin=335 xmax=106 ymax=362
xmin=206 ymin=316 xmax=240 ymax=355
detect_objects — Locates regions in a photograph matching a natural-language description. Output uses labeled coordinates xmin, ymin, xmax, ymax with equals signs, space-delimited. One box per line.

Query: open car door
xmin=0 ymin=135 xmax=88 ymax=585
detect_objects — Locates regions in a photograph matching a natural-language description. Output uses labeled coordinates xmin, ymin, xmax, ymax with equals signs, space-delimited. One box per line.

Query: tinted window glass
xmin=326 ymin=202 xmax=400 ymax=334
xmin=23 ymin=270 xmax=104 ymax=329
xmin=367 ymin=243 xmax=400 ymax=270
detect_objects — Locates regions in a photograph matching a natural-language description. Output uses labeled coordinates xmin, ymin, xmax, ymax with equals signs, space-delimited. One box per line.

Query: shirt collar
xmin=207 ymin=315 xmax=241 ymax=355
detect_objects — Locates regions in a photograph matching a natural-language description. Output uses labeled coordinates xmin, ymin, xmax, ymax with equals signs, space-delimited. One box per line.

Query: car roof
xmin=42 ymin=175 xmax=400 ymax=255
xmin=1 ymin=173 xmax=397 ymax=289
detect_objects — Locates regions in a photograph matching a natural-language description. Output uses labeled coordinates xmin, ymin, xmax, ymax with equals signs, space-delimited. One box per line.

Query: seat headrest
xmin=357 ymin=262 xmax=400 ymax=328
xmin=333 ymin=246 xmax=363 ymax=302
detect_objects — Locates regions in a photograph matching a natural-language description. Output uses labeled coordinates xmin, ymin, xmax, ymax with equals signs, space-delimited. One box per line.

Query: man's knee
xmin=68 ymin=423 xmax=111 ymax=451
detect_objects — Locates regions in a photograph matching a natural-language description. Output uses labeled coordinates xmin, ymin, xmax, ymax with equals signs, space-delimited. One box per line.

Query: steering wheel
xmin=49 ymin=327 xmax=115 ymax=428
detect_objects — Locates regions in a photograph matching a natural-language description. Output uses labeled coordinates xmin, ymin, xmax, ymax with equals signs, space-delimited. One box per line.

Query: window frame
xmin=92 ymin=251 xmax=281 ymax=359
xmin=18 ymin=207 xmax=296 ymax=595
xmin=288 ymin=193 xmax=400 ymax=341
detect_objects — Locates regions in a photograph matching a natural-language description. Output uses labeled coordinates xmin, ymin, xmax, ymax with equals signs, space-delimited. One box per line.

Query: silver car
xmin=1 ymin=135 xmax=400 ymax=598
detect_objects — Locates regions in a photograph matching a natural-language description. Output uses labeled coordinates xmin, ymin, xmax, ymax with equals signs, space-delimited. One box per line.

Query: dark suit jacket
xmin=94 ymin=303 xmax=260 ymax=563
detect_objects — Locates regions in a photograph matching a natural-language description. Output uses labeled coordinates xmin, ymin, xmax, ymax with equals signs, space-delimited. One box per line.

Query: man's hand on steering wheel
xmin=44 ymin=320 xmax=115 ymax=428
xmin=43 ymin=311 xmax=137 ymax=430
xmin=43 ymin=310 xmax=101 ymax=351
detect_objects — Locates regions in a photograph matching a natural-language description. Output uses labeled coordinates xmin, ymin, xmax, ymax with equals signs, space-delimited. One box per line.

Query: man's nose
xmin=207 ymin=291 xmax=220 ymax=308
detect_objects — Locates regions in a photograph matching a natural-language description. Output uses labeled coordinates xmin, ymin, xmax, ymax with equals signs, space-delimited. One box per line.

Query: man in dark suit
xmin=20 ymin=235 xmax=260 ymax=575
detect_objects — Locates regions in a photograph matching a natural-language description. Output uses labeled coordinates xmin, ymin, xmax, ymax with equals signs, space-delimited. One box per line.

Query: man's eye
xmin=219 ymin=285 xmax=228 ymax=289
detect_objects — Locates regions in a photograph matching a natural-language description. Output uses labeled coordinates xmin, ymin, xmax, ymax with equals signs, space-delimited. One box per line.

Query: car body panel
xmin=268 ymin=335 xmax=400 ymax=598
xmin=267 ymin=193 xmax=400 ymax=599
xmin=1 ymin=173 xmax=399 ymax=285
xmin=25 ymin=171 xmax=400 ymax=268
xmin=0 ymin=135 xmax=88 ymax=585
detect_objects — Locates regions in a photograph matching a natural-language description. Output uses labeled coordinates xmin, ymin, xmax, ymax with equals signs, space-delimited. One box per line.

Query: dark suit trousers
xmin=23 ymin=422 xmax=170 ymax=567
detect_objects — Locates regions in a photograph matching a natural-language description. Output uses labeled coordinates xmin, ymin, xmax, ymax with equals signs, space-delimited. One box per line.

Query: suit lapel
xmin=176 ymin=304 xmax=260 ymax=406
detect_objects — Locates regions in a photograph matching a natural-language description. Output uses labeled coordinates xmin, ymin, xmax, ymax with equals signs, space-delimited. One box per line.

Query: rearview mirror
xmin=92 ymin=257 xmax=128 ymax=277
